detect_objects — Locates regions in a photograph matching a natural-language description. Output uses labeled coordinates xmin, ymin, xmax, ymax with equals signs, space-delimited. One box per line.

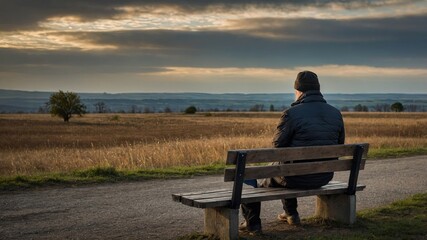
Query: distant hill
xmin=0 ymin=89 xmax=426 ymax=113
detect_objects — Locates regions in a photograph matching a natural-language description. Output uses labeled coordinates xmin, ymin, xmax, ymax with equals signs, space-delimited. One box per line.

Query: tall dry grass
xmin=0 ymin=112 xmax=426 ymax=176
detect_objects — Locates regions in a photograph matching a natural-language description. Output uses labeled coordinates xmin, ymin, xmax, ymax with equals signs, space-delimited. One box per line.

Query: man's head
xmin=294 ymin=71 xmax=320 ymax=93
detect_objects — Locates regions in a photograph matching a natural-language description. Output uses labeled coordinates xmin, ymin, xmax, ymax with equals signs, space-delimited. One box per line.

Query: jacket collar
xmin=291 ymin=90 xmax=326 ymax=106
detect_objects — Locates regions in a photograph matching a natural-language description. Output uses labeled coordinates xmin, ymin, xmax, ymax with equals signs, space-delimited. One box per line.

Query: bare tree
xmin=164 ymin=107 xmax=172 ymax=113
xmin=405 ymin=104 xmax=418 ymax=112
xmin=143 ymin=107 xmax=154 ymax=113
xmin=340 ymin=106 xmax=349 ymax=112
xmin=129 ymin=105 xmax=139 ymax=113
xmin=249 ymin=104 xmax=265 ymax=112
xmin=94 ymin=101 xmax=108 ymax=113
xmin=37 ymin=102 xmax=50 ymax=113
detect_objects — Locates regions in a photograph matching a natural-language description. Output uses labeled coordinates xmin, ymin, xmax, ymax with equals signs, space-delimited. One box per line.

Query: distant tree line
xmin=101 ymin=102 xmax=422 ymax=114
xmin=28 ymin=92 xmax=427 ymax=118
xmin=34 ymin=100 xmax=427 ymax=115
xmin=37 ymin=101 xmax=290 ymax=114
xmin=341 ymin=101 xmax=419 ymax=112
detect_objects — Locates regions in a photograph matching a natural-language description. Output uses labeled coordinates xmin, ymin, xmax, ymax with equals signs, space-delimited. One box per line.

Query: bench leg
xmin=315 ymin=194 xmax=356 ymax=224
xmin=204 ymin=208 xmax=239 ymax=240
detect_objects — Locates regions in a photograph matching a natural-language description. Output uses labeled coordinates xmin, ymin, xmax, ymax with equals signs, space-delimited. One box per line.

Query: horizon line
xmin=1 ymin=88 xmax=427 ymax=95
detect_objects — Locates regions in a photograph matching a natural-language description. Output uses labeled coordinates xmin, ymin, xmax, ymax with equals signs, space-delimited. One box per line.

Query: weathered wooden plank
xmin=226 ymin=143 xmax=369 ymax=165
xmin=178 ymin=189 xmax=231 ymax=207
xmin=192 ymin=184 xmax=366 ymax=208
xmin=179 ymin=181 xmax=347 ymax=207
xmin=239 ymin=184 xmax=351 ymax=201
xmin=181 ymin=190 xmax=232 ymax=207
xmin=224 ymin=158 xmax=366 ymax=182
xmin=181 ymin=188 xmax=288 ymax=207
xmin=183 ymin=188 xmax=280 ymax=201
xmin=193 ymin=186 xmax=364 ymax=208
xmin=179 ymin=181 xmax=347 ymax=200
xmin=239 ymin=185 xmax=366 ymax=204
xmin=176 ymin=189 xmax=231 ymax=199
xmin=182 ymin=182 xmax=361 ymax=208
xmin=172 ymin=188 xmax=230 ymax=203
xmin=175 ymin=188 xmax=231 ymax=198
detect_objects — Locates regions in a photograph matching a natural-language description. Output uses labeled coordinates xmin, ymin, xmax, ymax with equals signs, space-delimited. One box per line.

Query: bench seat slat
xmin=175 ymin=181 xmax=345 ymax=203
xmin=224 ymin=158 xmax=366 ymax=182
xmin=172 ymin=188 xmax=231 ymax=202
xmin=181 ymin=188 xmax=285 ymax=203
xmin=194 ymin=184 xmax=366 ymax=208
xmin=196 ymin=183 xmax=351 ymax=205
xmin=239 ymin=184 xmax=365 ymax=205
xmin=226 ymin=143 xmax=369 ymax=165
xmin=176 ymin=181 xmax=365 ymax=208
xmin=177 ymin=187 xmax=294 ymax=206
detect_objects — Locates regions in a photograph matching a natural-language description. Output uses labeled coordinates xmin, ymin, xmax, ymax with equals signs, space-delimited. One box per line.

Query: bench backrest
xmin=224 ymin=143 xmax=369 ymax=209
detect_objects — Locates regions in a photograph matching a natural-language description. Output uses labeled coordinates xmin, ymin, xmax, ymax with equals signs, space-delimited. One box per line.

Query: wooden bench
xmin=172 ymin=143 xmax=369 ymax=240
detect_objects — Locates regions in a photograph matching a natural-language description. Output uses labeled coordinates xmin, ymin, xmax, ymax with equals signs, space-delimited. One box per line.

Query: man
xmin=240 ymin=70 xmax=345 ymax=234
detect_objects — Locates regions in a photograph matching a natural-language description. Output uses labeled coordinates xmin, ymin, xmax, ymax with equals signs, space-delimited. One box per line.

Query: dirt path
xmin=1 ymin=156 xmax=426 ymax=240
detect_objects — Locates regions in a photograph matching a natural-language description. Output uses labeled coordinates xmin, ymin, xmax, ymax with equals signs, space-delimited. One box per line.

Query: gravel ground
xmin=1 ymin=156 xmax=426 ymax=240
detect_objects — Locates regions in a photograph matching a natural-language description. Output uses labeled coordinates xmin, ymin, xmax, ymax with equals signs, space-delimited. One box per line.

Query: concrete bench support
xmin=315 ymin=194 xmax=356 ymax=224
xmin=204 ymin=208 xmax=239 ymax=240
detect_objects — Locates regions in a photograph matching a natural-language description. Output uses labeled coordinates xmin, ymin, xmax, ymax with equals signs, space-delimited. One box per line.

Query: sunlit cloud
xmin=36 ymin=2 xmax=427 ymax=32
xmin=1 ymin=1 xmax=425 ymax=50
xmin=147 ymin=65 xmax=427 ymax=80
xmin=0 ymin=31 xmax=117 ymax=50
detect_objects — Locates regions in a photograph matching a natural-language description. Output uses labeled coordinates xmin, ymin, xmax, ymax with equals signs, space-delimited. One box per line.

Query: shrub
xmin=391 ymin=102 xmax=404 ymax=112
xmin=185 ymin=106 xmax=197 ymax=114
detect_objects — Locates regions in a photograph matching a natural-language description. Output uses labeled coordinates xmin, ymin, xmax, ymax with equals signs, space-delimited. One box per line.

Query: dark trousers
xmin=241 ymin=198 xmax=298 ymax=226
xmin=241 ymin=176 xmax=298 ymax=227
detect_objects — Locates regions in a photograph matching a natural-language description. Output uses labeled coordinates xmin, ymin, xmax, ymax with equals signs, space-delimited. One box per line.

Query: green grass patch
xmin=298 ymin=193 xmax=427 ymax=239
xmin=368 ymin=147 xmax=427 ymax=159
xmin=178 ymin=193 xmax=427 ymax=240
xmin=355 ymin=193 xmax=427 ymax=239
xmin=0 ymin=164 xmax=224 ymax=191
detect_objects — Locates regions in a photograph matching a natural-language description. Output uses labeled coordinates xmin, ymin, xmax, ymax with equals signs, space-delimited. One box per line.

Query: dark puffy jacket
xmin=272 ymin=90 xmax=345 ymax=188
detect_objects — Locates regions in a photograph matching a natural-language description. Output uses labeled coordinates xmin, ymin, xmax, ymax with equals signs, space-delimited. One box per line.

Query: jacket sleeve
xmin=272 ymin=110 xmax=294 ymax=148
xmin=338 ymin=119 xmax=345 ymax=144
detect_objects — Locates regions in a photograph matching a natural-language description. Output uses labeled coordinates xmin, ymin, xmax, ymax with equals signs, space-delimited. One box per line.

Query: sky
xmin=0 ymin=0 xmax=426 ymax=93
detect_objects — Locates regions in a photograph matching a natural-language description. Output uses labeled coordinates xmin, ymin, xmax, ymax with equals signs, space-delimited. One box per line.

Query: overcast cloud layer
xmin=0 ymin=0 xmax=426 ymax=93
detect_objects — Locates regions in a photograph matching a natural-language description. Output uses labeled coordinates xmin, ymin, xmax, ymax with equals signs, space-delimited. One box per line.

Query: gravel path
xmin=1 ymin=156 xmax=426 ymax=240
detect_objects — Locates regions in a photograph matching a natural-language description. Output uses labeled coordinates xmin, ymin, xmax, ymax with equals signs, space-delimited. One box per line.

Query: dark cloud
xmin=0 ymin=0 xmax=121 ymax=31
xmin=0 ymin=48 xmax=171 ymax=75
xmin=36 ymin=14 xmax=424 ymax=68
xmin=232 ymin=14 xmax=427 ymax=42
xmin=0 ymin=0 xmax=420 ymax=30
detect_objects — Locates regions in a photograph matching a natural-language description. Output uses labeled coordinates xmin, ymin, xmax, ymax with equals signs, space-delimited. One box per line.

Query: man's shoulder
xmin=286 ymin=101 xmax=342 ymax=117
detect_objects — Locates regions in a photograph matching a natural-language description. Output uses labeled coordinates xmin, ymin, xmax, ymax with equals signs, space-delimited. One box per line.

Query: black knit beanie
xmin=294 ymin=71 xmax=320 ymax=92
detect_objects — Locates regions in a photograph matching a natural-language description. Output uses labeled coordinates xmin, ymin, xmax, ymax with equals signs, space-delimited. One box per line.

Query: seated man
xmin=240 ymin=71 xmax=346 ymax=234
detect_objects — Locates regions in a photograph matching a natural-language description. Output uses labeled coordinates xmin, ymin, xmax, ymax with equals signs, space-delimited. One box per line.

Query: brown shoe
xmin=238 ymin=220 xmax=248 ymax=231
xmin=277 ymin=212 xmax=301 ymax=225
xmin=239 ymin=220 xmax=262 ymax=235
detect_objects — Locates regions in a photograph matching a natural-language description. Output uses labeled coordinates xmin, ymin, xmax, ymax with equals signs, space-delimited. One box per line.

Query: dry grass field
xmin=0 ymin=112 xmax=426 ymax=176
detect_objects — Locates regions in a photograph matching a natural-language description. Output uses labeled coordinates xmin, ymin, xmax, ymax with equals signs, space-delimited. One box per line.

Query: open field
xmin=0 ymin=112 xmax=426 ymax=177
